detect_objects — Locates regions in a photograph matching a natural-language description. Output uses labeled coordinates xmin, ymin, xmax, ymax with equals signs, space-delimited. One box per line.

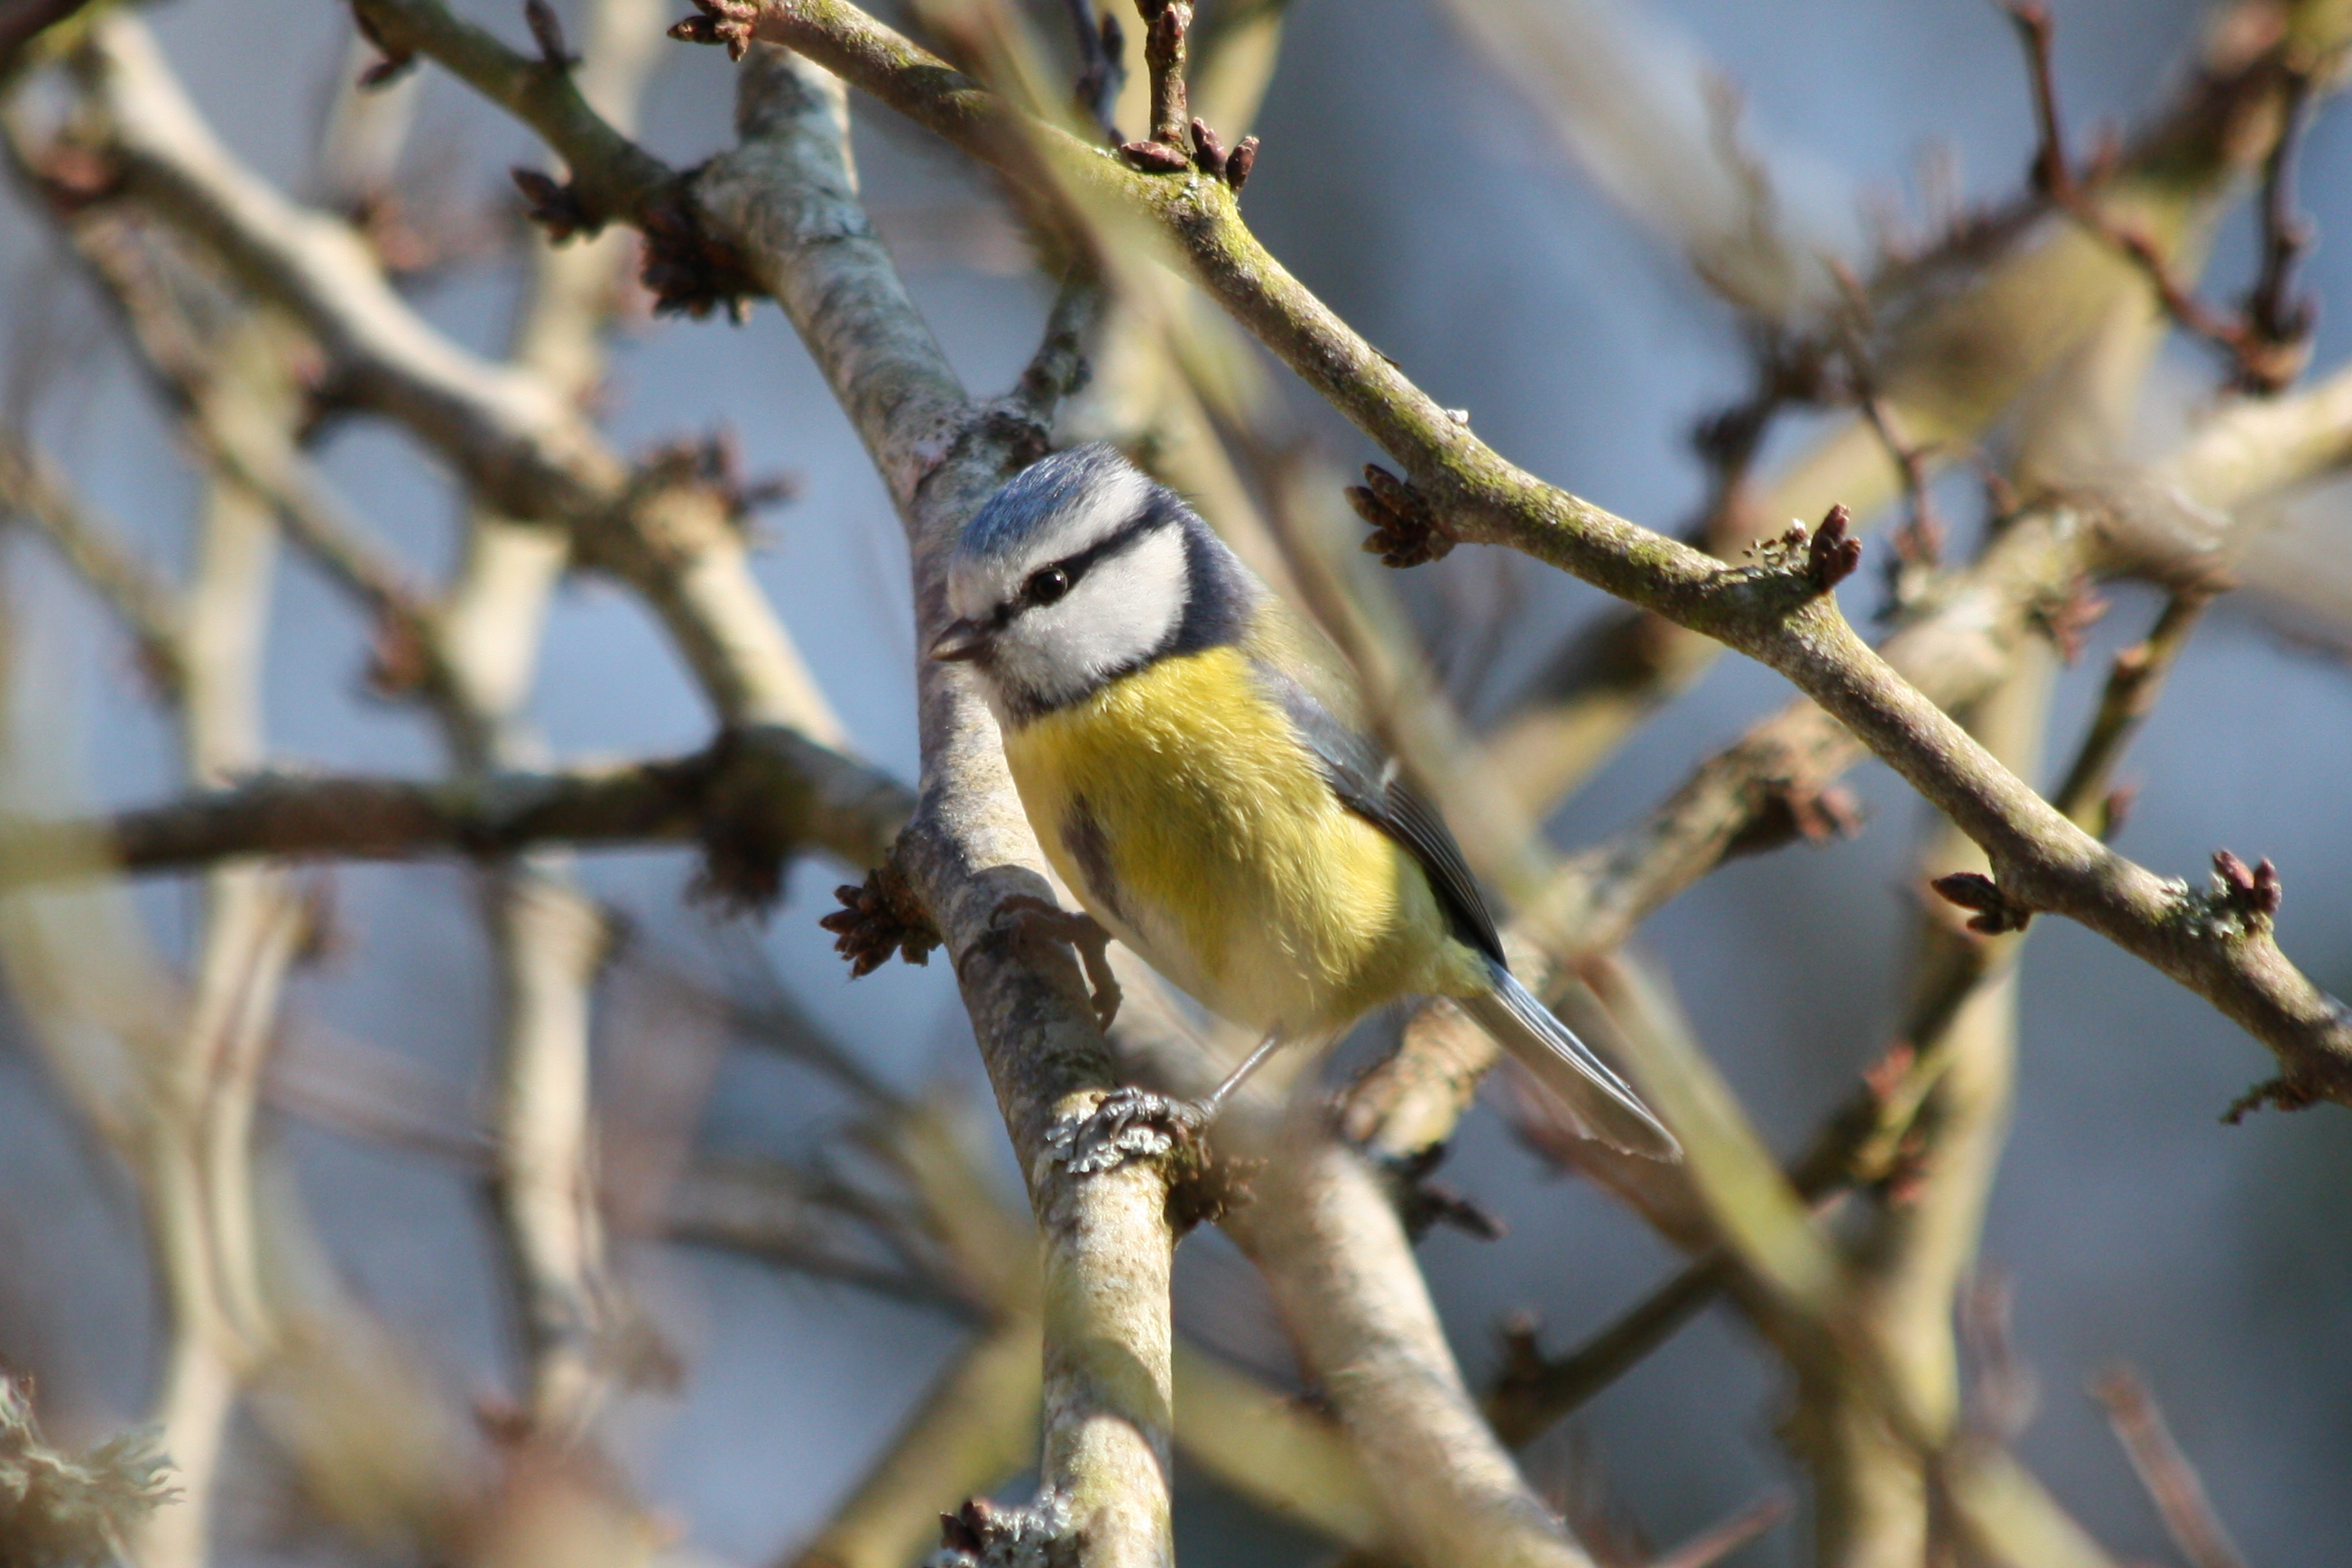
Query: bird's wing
xmin=1243 ymin=610 xmax=1505 ymax=964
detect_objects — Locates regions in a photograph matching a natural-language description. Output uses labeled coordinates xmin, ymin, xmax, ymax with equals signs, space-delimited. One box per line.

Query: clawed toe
xmin=1001 ymin=894 xmax=1122 ymax=1029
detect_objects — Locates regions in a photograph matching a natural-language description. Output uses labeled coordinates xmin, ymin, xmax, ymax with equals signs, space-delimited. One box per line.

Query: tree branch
xmin=1225 ymin=1133 xmax=1600 ymax=1568
xmin=0 ymin=729 xmax=911 ymax=890
xmin=2089 ymin=1364 xmax=2251 ymax=1568
xmin=0 ymin=433 xmax=186 ymax=694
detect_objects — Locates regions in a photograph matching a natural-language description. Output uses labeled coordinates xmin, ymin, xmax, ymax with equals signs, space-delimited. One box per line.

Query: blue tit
xmin=930 ymin=443 xmax=1678 ymax=1160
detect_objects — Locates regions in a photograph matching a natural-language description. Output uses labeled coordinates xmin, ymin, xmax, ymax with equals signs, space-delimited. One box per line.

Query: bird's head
xmin=934 ymin=444 xmax=1242 ymax=721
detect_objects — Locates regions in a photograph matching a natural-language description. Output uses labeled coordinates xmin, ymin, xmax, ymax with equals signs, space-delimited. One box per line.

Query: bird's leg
xmin=1194 ymin=1030 xmax=1288 ymax=1121
xmin=999 ymin=894 xmax=1122 ymax=1029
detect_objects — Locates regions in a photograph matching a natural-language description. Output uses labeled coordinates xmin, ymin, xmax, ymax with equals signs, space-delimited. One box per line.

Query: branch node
xmin=2035 ymin=576 xmax=2108 ymax=663
xmin=352 ymin=8 xmax=416 ymax=88
xmin=2098 ymin=782 xmax=2139 ymax=840
xmin=1492 ymin=1311 xmax=1548 ymax=1397
xmin=687 ymin=742 xmax=806 ymax=914
xmin=819 ymin=859 xmax=942 ymax=975
xmin=1929 ymin=871 xmax=2034 ymax=935
xmin=1167 ymin=1144 xmax=1257 ymax=1233
xmin=2221 ymin=1073 xmax=2320 ymax=1123
xmin=638 ymin=180 xmax=762 ymax=320
xmin=669 ymin=0 xmax=758 ymax=60
xmin=642 ymin=426 xmax=800 ymax=534
xmin=362 ymin=607 xmax=436 ymax=700
xmin=1728 ymin=777 xmax=1864 ymax=857
xmin=1347 ymin=464 xmax=1453 ymax=567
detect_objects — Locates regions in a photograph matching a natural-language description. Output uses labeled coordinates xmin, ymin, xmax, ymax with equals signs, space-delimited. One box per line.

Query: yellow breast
xmin=998 ymin=646 xmax=1470 ymax=1036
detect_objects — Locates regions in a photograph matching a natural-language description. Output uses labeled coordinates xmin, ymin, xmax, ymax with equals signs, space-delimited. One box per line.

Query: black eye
xmin=1026 ymin=565 xmax=1072 ymax=606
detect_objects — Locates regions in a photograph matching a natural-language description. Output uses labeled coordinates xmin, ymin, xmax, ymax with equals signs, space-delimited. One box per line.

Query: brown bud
xmin=668 ymin=0 xmax=758 ymax=60
xmin=1929 ymin=871 xmax=2033 ymax=935
xmin=2097 ymin=782 xmax=2137 ymax=839
xmin=1225 ymin=134 xmax=1259 ymax=189
xmin=939 ymin=1499 xmax=996 ymax=1555
xmin=524 ymin=0 xmax=575 ymax=67
xmin=1807 ymin=503 xmax=1861 ymax=590
xmin=2211 ymin=850 xmax=2282 ymax=918
xmin=1190 ymin=117 xmax=1227 ymax=177
xmin=1119 ymin=139 xmax=1191 ymax=172
xmin=358 ymin=52 xmax=415 ymax=88
xmin=1349 ymin=465 xmax=1453 ymax=568
xmin=511 ymin=167 xmax=597 ymax=242
xmin=2044 ymin=576 xmax=2109 ymax=663
xmin=817 ymin=865 xmax=942 ymax=975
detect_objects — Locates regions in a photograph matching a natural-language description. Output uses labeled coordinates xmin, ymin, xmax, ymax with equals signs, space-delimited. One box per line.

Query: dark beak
xmin=927 ymin=617 xmax=990 ymax=663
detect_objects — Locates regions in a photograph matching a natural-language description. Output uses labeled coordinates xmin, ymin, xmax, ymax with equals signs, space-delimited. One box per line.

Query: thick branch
xmin=1225 ymin=1135 xmax=1600 ymax=1568
xmin=699 ymin=43 xmax=1185 ymax=1563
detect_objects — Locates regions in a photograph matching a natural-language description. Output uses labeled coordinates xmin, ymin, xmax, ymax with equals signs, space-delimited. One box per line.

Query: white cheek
xmin=1049 ymin=530 xmax=1189 ymax=680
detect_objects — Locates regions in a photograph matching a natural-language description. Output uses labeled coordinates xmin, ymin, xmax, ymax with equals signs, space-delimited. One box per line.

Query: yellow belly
xmin=999 ymin=646 xmax=1480 ymax=1036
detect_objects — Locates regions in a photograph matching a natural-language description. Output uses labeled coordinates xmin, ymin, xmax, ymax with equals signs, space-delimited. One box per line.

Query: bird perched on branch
xmin=932 ymin=443 xmax=1678 ymax=1160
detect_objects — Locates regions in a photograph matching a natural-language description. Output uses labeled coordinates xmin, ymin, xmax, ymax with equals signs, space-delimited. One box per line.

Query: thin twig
xmin=1646 ymin=1491 xmax=1792 ymax=1568
xmin=2243 ymin=63 xmax=2318 ymax=383
xmin=0 ymin=434 xmax=185 ymax=692
xmin=0 ymin=733 xmax=912 ymax=890
xmin=2049 ymin=591 xmax=2209 ymax=828
xmin=2089 ymin=1365 xmax=2251 ymax=1568
xmin=1470 ymin=0 xmax=2301 ymax=810
xmin=1827 ymin=258 xmax=1944 ymax=609
xmin=1061 ymin=0 xmax=1123 ymax=143
xmin=1133 ymin=0 xmax=1189 ymax=149
xmin=2000 ymin=0 xmax=2317 ymax=393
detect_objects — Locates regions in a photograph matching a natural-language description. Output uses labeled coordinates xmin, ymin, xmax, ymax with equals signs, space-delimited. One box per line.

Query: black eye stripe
xmin=1002 ymin=507 xmax=1170 ymax=619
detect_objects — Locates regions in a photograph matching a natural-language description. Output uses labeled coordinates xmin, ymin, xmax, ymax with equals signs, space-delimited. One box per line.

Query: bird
xmin=929 ymin=443 xmax=1679 ymax=1160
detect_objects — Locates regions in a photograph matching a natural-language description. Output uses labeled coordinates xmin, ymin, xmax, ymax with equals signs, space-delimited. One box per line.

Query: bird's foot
xmin=1046 ymin=1085 xmax=1256 ymax=1226
xmin=1046 ymin=1085 xmax=1206 ymax=1175
xmin=1000 ymin=894 xmax=1122 ymax=1029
